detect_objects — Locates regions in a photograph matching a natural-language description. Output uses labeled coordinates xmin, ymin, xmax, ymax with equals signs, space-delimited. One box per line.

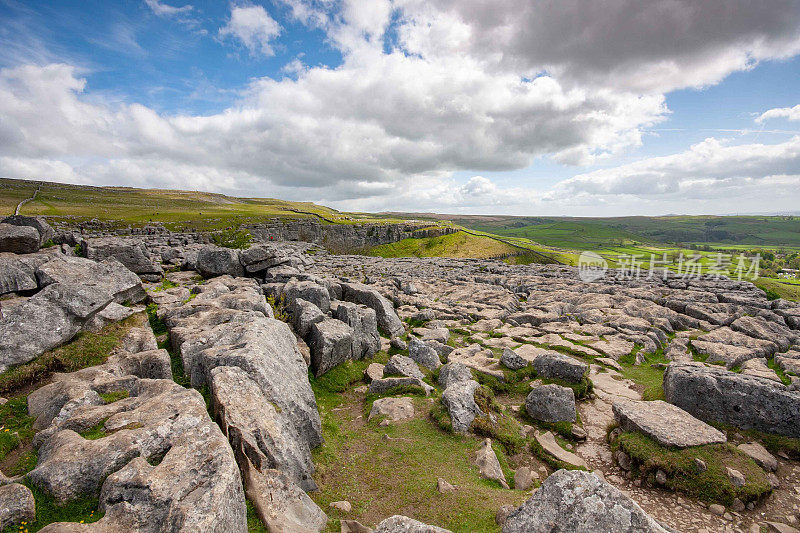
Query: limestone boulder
xmin=0 ymin=222 xmax=39 ymax=253
xmin=525 ymin=384 xmax=576 ymax=423
xmin=612 ymin=399 xmax=726 ymax=448
xmin=196 ymin=246 xmax=244 ymax=278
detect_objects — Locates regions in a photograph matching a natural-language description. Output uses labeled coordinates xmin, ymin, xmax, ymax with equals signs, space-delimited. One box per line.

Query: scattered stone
xmin=0 ymin=483 xmax=35 ymax=530
xmin=438 ymin=362 xmax=472 ymax=388
xmin=496 ymin=505 xmax=516 ymax=527
xmin=341 ymin=519 xmax=373 ymax=533
xmin=726 ymin=467 xmax=746 ymax=487
xmin=374 ymin=515 xmax=452 ymax=533
xmin=503 ymin=470 xmax=669 ymax=532
xmin=767 ymin=522 xmax=800 ymax=533
xmin=655 ymin=469 xmax=667 ymax=485
xmin=513 ymin=466 xmax=537 ymax=490
xmin=500 ymin=348 xmax=527 ymax=370
xmin=369 ymin=397 xmax=415 ymax=422
xmin=441 ymin=379 xmax=485 ymax=433
xmin=694 ymin=458 xmax=707 ymax=473
xmin=474 ymin=438 xmax=509 ymax=489
xmin=369 ymin=377 xmax=433 ymax=396
xmin=615 ymin=450 xmax=632 ymax=471
xmin=612 ymin=399 xmax=726 ymax=448
xmin=525 ymin=384 xmax=576 ymax=423
xmin=330 ymin=500 xmax=352 ymax=513
xmin=534 ymin=431 xmax=588 ymax=469
xmin=437 ymin=477 xmax=456 ymax=493
xmin=364 ymin=363 xmax=385 ymax=383
xmin=390 ymin=337 xmax=408 ymax=351
xmin=737 ymin=441 xmax=779 ymax=472
xmin=532 ymin=351 xmax=587 ymax=383
xmin=409 ymin=337 xmax=442 ymax=370
xmin=709 ymin=504 xmax=725 ymax=516
xmin=384 ymin=354 xmax=425 ymax=380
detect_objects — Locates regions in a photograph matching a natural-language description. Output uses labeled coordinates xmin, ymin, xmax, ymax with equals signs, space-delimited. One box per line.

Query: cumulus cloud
xmin=219 ymin=3 xmax=281 ymax=56
xmin=756 ymin=104 xmax=800 ymax=123
xmin=1 ymin=0 xmax=800 ymax=215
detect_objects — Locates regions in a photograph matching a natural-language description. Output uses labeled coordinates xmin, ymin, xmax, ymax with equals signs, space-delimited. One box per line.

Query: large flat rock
xmin=612 ymin=399 xmax=726 ymax=448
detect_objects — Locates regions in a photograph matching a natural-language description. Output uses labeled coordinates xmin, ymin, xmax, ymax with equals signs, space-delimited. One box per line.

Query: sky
xmin=1 ymin=0 xmax=799 ymax=216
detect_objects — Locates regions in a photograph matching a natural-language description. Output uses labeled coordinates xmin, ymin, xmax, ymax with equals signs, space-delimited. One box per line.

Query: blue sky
xmin=1 ymin=0 xmax=799 ymax=216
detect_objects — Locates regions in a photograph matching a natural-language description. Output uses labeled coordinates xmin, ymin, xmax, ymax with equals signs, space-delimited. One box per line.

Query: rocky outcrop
xmin=195 ymin=246 xmax=244 ymax=278
xmin=503 ymin=470 xmax=669 ymax=533
xmin=83 ymin=237 xmax=163 ymax=281
xmin=664 ymin=362 xmax=800 ymax=437
xmin=308 ymin=318 xmax=356 ymax=376
xmin=532 ymin=351 xmax=587 ymax=383
xmin=2 ymin=215 xmax=54 ymax=247
xmin=340 ymin=281 xmax=404 ymax=337
xmin=0 ymin=222 xmax=40 ymax=253
xmin=612 ymin=399 xmax=727 ymax=448
xmin=0 ymin=256 xmax=145 ymax=372
xmin=441 ymin=379 xmax=484 ymax=433
xmin=526 ymin=384 xmax=576 ymax=423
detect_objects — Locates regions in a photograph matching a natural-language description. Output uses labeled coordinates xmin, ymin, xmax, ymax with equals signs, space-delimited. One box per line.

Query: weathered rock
xmin=532 ymin=351 xmax=587 ymax=384
xmin=284 ymin=279 xmax=332 ymax=313
xmin=409 ymin=337 xmax=441 ymax=370
xmin=2 ymin=215 xmax=53 ymax=246
xmin=0 ymin=252 xmax=49 ymax=295
xmin=500 ymin=348 xmax=527 ymax=370
xmin=0 ymin=483 xmax=35 ymax=530
xmin=36 ymin=255 xmax=147 ymax=305
xmin=525 ymin=384 xmax=576 ymax=423
xmin=441 ymin=379 xmax=484 ymax=433
xmin=330 ymin=500 xmax=352 ymax=513
xmin=474 ymin=438 xmax=509 ymax=489
xmin=612 ymin=399 xmax=727 ymax=448
xmin=333 ymin=301 xmax=380 ymax=359
xmin=84 ymin=237 xmax=163 ymax=278
xmin=503 ymin=469 xmax=669 ymax=533
xmin=243 ymin=463 xmax=327 ymax=533
xmin=369 ymin=397 xmax=415 ymax=422
xmin=196 ymin=246 xmax=244 ymax=278
xmin=309 ymin=318 xmax=356 ymax=376
xmin=342 ymin=519 xmax=374 ymax=533
xmin=437 ymin=478 xmax=456 ymax=494
xmin=0 ymin=222 xmax=39 ymax=253
xmin=30 ymin=379 xmax=247 ymax=532
xmin=374 ymin=515 xmax=452 ymax=533
xmin=211 ymin=366 xmax=316 ymax=491
xmin=737 ymin=442 xmax=778 ymax=472
xmin=438 ymin=362 xmax=472 ymax=388
xmin=341 ymin=282 xmax=404 ymax=337
xmin=369 ymin=377 xmax=433 ymax=396
xmin=291 ymin=298 xmax=326 ymax=338
xmin=513 ymin=466 xmax=537 ymax=491
xmin=534 ymin=431 xmax=587 ymax=469
xmin=664 ymin=363 xmax=800 ymax=437
xmin=384 ymin=355 xmax=425 ymax=380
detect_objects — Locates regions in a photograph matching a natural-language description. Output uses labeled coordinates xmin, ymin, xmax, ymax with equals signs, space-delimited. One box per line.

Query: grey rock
xmin=0 ymin=483 xmax=35 ymax=530
xmin=664 ymin=363 xmax=800 ymax=438
xmin=525 ymin=384 xmax=576 ymax=423
xmin=438 ymin=362 xmax=472 ymax=388
xmin=0 ymin=252 xmax=49 ymax=295
xmin=364 ymin=363 xmax=384 ymax=382
xmin=368 ymin=397 xmax=415 ymax=422
xmin=513 ymin=466 xmax=537 ymax=491
xmin=333 ymin=301 xmax=380 ymax=359
xmin=291 ymin=298 xmax=326 ymax=338
xmin=196 ymin=246 xmax=244 ymax=278
xmin=369 ymin=377 xmax=433 ymax=396
xmin=500 ymin=348 xmax=528 ymax=370
xmin=503 ymin=470 xmax=670 ymax=533
xmin=283 ymin=279 xmax=331 ymax=313
xmin=534 ymin=431 xmax=587 ymax=469
xmin=374 ymin=515 xmax=452 ymax=533
xmin=2 ymin=215 xmax=54 ymax=246
xmin=474 ymin=438 xmax=509 ymax=488
xmin=408 ymin=337 xmax=441 ymax=370
xmin=211 ymin=366 xmax=316 ymax=491
xmin=532 ymin=351 xmax=587 ymax=384
xmin=390 ymin=337 xmax=408 ymax=351
xmin=341 ymin=282 xmax=404 ymax=337
xmin=737 ymin=442 xmax=778 ymax=472
xmin=384 ymin=355 xmax=425 ymax=380
xmin=309 ymin=318 xmax=355 ymax=376
xmin=441 ymin=379 xmax=484 ymax=433
xmin=342 ymin=519 xmax=374 ymax=533
xmin=243 ymin=463 xmax=327 ymax=533
xmin=84 ymin=237 xmax=163 ymax=277
xmin=612 ymin=399 xmax=726 ymax=448
xmin=0 ymin=222 xmax=39 ymax=253
xmin=726 ymin=467 xmax=746 ymax=487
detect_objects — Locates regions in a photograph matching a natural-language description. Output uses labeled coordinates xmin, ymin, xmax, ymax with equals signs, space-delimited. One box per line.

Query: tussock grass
xmin=367 ymin=231 xmax=517 ymax=259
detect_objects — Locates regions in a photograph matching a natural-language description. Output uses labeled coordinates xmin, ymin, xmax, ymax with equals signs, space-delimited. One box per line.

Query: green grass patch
xmin=246 ymin=499 xmax=268 ymax=533
xmin=99 ymin=390 xmax=129 ymax=404
xmin=151 ymin=279 xmax=178 ymax=292
xmin=211 ymin=228 xmax=253 ymax=249
xmin=0 ymin=314 xmax=144 ymax=394
xmin=79 ymin=420 xmax=108 ymax=440
xmin=618 ymin=350 xmax=668 ymax=401
xmin=612 ymin=431 xmax=771 ymax=505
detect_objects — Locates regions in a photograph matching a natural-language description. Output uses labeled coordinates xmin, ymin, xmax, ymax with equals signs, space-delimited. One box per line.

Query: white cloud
xmin=756 ymin=104 xmax=800 ymax=123
xmin=1 ymin=0 xmax=800 ymax=215
xmin=219 ymin=3 xmax=281 ymax=56
xmin=144 ymin=0 xmax=193 ymax=17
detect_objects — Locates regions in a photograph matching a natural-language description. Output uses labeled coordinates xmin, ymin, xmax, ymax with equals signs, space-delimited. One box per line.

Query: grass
xmin=0 ymin=480 xmax=103 ymax=533
xmin=99 ymin=391 xmax=129 ymax=403
xmin=0 ymin=314 xmax=145 ymax=394
xmin=0 ymin=395 xmax=36 ymax=477
xmin=78 ymin=420 xmax=108 ymax=440
xmin=713 ymin=424 xmax=800 ymax=461
xmin=754 ymin=277 xmax=800 ymax=302
xmin=612 ymin=431 xmax=772 ymax=506
xmin=618 ymin=349 xmax=668 ymax=401
xmin=367 ymin=231 xmax=518 ymax=259
xmin=211 ymin=228 xmax=253 ymax=249
xmin=246 ymin=500 xmax=267 ymax=533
